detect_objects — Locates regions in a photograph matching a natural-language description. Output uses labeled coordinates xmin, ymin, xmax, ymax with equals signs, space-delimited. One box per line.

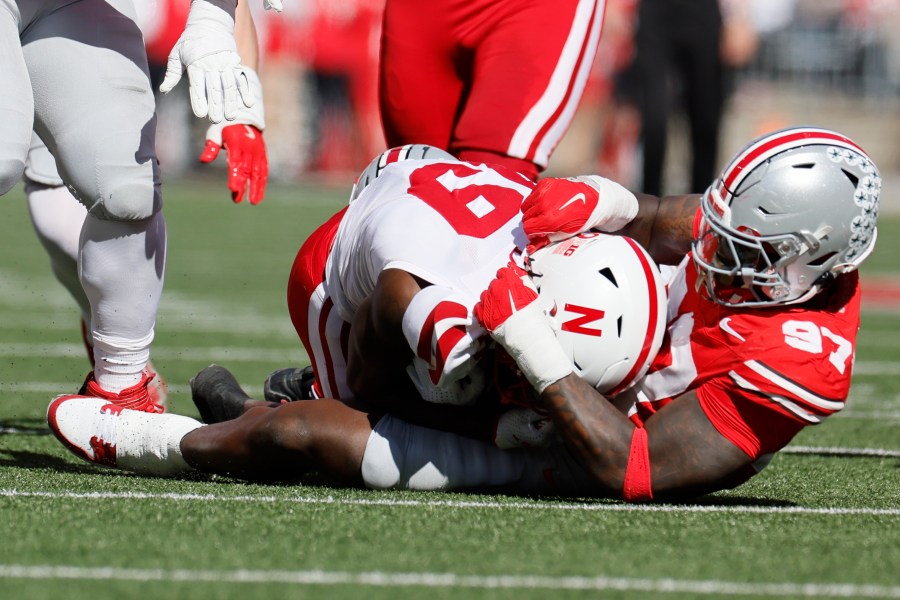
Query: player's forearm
xmin=619 ymin=193 xmax=699 ymax=265
xmin=650 ymin=193 xmax=700 ymax=264
xmin=538 ymin=374 xmax=634 ymax=491
xmin=235 ymin=0 xmax=259 ymax=69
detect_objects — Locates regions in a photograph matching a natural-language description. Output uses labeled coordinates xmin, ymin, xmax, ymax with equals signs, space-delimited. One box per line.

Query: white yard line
xmin=782 ymin=445 xmax=900 ymax=458
xmin=1 ymin=489 xmax=898 ymax=516
xmin=0 ymin=564 xmax=897 ymax=597
xmin=0 ymin=343 xmax=305 ymax=363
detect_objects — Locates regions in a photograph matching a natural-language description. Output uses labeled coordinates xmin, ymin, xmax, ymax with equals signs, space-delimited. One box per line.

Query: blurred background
xmin=147 ymin=0 xmax=900 ymax=202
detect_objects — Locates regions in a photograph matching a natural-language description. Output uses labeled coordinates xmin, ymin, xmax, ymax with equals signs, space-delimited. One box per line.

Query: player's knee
xmin=252 ymin=405 xmax=316 ymax=456
xmin=90 ymin=172 xmax=161 ymax=221
xmin=62 ymin=154 xmax=160 ymax=221
xmin=0 ymin=157 xmax=26 ymax=195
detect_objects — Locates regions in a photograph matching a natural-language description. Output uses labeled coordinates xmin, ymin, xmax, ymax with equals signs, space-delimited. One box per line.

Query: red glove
xmin=475 ymin=263 xmax=573 ymax=393
xmin=522 ymin=175 xmax=638 ymax=253
xmin=474 ymin=263 xmax=540 ymax=334
xmin=200 ymin=124 xmax=268 ymax=204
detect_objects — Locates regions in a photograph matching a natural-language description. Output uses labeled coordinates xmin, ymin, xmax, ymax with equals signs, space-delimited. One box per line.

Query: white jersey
xmin=320 ymin=158 xmax=533 ymax=402
xmin=326 ymin=158 xmax=532 ymax=320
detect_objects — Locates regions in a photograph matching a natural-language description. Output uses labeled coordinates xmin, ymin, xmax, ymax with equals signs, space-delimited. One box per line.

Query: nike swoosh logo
xmin=719 ymin=317 xmax=745 ymax=341
xmin=244 ymin=126 xmax=257 ymax=140
xmin=559 ymin=193 xmax=586 ymax=211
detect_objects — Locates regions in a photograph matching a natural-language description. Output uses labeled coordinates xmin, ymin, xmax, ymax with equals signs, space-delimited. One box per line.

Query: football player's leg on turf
xmin=0 ymin=5 xmax=35 ymax=195
xmin=49 ymin=385 xmax=588 ymax=494
xmin=23 ymin=0 xmax=166 ymax=408
xmin=25 ymin=137 xmax=169 ymax=409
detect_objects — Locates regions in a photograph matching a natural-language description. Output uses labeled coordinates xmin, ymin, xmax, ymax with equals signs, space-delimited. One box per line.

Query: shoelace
xmin=94 ymin=403 xmax=122 ymax=447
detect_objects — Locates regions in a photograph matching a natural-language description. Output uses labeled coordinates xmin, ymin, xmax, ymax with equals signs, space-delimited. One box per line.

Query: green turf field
xmin=0 ymin=179 xmax=897 ymax=599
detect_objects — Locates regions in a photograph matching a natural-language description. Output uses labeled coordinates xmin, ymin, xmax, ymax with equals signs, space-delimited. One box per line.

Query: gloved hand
xmin=492 ymin=406 xmax=557 ymax=449
xmin=199 ymin=68 xmax=267 ymax=204
xmin=160 ymin=0 xmax=254 ymax=124
xmin=522 ymin=175 xmax=638 ymax=253
xmin=474 ymin=262 xmax=573 ymax=393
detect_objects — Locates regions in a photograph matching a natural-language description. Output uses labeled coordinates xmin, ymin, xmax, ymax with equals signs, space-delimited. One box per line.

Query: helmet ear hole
xmin=842 ymin=170 xmax=859 ymax=187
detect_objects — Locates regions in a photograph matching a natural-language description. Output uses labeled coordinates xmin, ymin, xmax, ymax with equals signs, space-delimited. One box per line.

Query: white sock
xmin=25 ymin=182 xmax=91 ymax=321
xmin=80 ymin=212 xmax=166 ymax=392
xmin=361 ymin=415 xmax=557 ymax=492
xmin=116 ymin=411 xmax=202 ymax=476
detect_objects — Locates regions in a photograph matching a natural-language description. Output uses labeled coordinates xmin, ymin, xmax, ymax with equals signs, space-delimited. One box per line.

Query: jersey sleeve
xmin=401 ymin=284 xmax=487 ymax=404
xmin=696 ymin=377 xmax=806 ymax=459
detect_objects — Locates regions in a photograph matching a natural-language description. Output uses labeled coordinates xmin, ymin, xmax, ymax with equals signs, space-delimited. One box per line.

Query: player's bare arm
xmin=541 ymin=376 xmax=756 ymax=500
xmin=346 ymin=269 xmax=499 ymax=440
xmin=346 ymin=268 xmax=421 ymax=405
xmin=621 ymin=193 xmax=700 ymax=265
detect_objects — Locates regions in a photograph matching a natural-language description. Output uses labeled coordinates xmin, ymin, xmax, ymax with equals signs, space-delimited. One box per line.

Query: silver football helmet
xmin=693 ymin=127 xmax=881 ymax=307
xmin=528 ymin=233 xmax=667 ymax=394
xmin=349 ymin=144 xmax=456 ymax=203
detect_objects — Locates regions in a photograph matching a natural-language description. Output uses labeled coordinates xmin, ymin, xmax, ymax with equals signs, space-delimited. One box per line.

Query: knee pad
xmin=0 ymin=157 xmax=26 ymax=196
xmin=54 ymin=125 xmax=161 ymax=221
xmin=80 ymin=163 xmax=161 ymax=222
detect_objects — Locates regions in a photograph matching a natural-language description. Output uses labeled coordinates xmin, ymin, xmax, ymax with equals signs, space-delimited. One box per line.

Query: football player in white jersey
xmin=47 ymin=127 xmax=875 ymax=502
xmin=46 ymin=147 xmax=679 ymax=488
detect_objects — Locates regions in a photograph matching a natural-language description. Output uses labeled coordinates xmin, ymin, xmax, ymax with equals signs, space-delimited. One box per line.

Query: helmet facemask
xmin=693 ymin=186 xmax=832 ymax=307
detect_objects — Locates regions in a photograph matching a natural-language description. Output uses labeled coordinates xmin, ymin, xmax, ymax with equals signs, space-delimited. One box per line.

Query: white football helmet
xmin=693 ymin=127 xmax=881 ymax=307
xmin=349 ymin=144 xmax=456 ymax=203
xmin=528 ymin=233 xmax=668 ymax=395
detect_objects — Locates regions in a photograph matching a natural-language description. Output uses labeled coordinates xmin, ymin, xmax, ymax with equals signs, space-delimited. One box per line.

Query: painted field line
xmin=783 ymin=446 xmax=900 ymax=458
xmin=0 ymin=342 xmax=306 ymax=363
xmin=0 ymin=565 xmax=897 ymax=597
xmin=0 ymin=303 xmax=293 ymax=336
xmin=1 ymin=489 xmax=898 ymax=516
xmin=0 ymin=381 xmax=264 ymax=398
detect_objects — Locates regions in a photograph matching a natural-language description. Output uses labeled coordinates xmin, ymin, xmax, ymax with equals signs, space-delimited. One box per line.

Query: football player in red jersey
xmin=493 ymin=126 xmax=881 ymax=500
xmin=379 ymin=0 xmax=607 ymax=182
xmin=46 ymin=127 xmax=880 ymax=502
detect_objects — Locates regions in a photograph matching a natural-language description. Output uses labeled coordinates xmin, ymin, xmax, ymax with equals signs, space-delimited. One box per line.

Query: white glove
xmin=160 ymin=0 xmax=254 ymax=124
xmin=264 ymin=0 xmax=283 ymax=11
xmin=493 ymin=407 xmax=558 ymax=449
xmin=203 ymin=67 xmax=266 ymax=144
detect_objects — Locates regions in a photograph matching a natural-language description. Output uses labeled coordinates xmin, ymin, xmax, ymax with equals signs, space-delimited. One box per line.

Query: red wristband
xmin=623 ymin=427 xmax=653 ymax=502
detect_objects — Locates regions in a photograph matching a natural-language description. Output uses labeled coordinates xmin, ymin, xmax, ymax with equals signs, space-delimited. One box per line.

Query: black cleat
xmin=263 ymin=366 xmax=316 ymax=403
xmin=190 ymin=364 xmax=253 ymax=424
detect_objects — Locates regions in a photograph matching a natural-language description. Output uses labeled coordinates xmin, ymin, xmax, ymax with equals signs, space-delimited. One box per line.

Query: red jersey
xmin=629 ymin=256 xmax=861 ymax=463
